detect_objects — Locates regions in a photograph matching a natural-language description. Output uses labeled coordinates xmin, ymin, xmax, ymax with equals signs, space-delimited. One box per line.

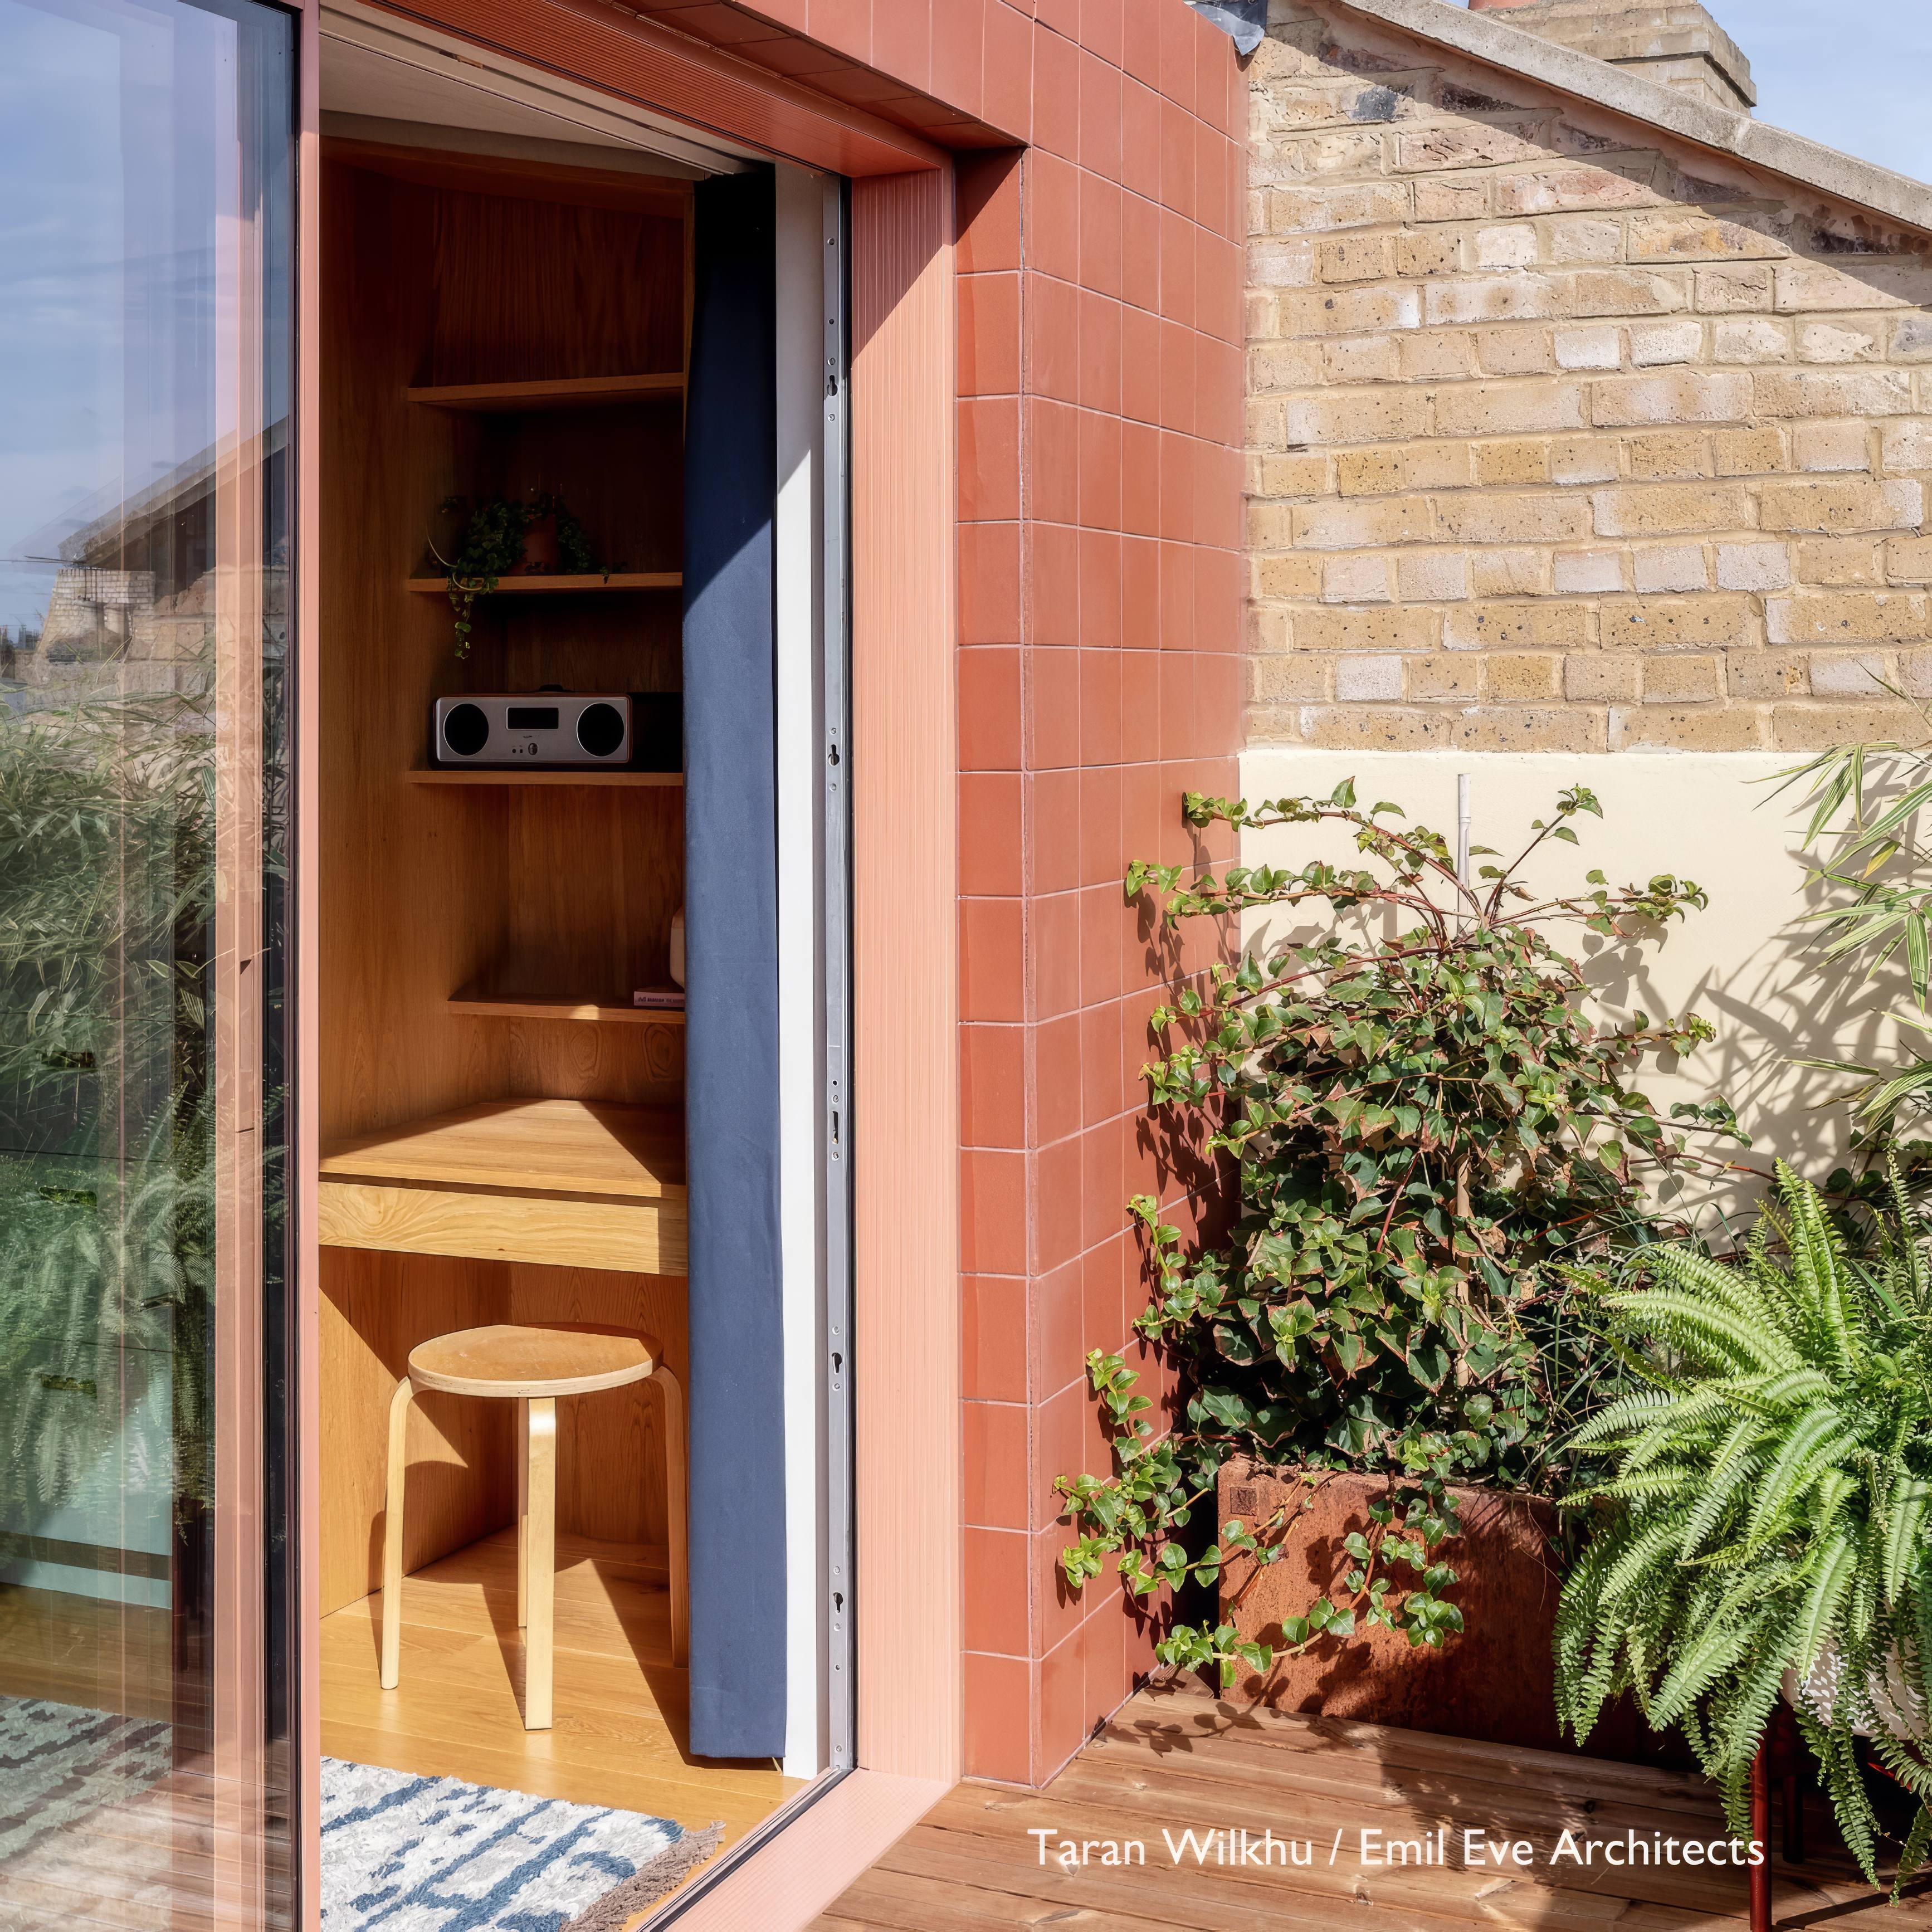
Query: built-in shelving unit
xmin=404 ymin=765 xmax=683 ymax=788
xmin=406 ymin=372 xmax=685 ymax=411
xmin=448 ymin=993 xmax=685 ymax=1027
xmin=406 ymin=572 xmax=681 ymax=595
xmin=317 ymin=1097 xmax=687 ymax=1275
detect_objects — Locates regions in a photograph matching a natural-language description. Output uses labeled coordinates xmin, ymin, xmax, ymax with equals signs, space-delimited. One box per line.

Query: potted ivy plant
xmin=1057 ymin=780 xmax=1743 ymax=1746
xmin=430 ymin=491 xmax=597 ymax=657
xmin=1557 ymin=1162 xmax=1932 ymax=1893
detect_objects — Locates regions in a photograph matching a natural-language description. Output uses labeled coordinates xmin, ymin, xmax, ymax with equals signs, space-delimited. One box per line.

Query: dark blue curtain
xmin=682 ymin=168 xmax=786 ymax=1759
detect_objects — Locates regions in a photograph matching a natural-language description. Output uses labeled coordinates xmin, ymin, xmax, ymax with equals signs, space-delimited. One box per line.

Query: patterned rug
xmin=321 ymin=1759 xmax=723 ymax=1932
xmin=0 ymin=1694 xmax=172 ymax=1865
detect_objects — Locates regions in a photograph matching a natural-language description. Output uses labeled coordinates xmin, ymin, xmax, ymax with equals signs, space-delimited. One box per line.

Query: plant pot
xmin=513 ymin=514 xmax=559 ymax=575
xmin=1217 ymin=1459 xmax=1681 ymax=1764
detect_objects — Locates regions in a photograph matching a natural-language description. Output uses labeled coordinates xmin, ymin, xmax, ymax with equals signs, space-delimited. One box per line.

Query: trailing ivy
xmin=1057 ymin=780 xmax=1745 ymax=1684
xmin=432 ymin=491 xmax=597 ymax=657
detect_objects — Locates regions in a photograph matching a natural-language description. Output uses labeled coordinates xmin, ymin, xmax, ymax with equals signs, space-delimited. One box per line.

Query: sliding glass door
xmin=0 ymin=0 xmax=295 ymax=1925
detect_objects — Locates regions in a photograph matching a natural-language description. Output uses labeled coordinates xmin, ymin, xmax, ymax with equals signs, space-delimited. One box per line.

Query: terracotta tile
xmin=1024 ymin=271 xmax=1080 ymax=406
xmin=962 ymin=894 xmax=1026 ymax=1023
xmin=1121 ymin=0 xmax=1160 ymax=87
xmin=1195 ymin=550 xmax=1242 ymax=660
xmin=1077 ymin=410 xmax=1122 ymax=534
xmin=869 ymin=0 xmax=929 ymax=89
xmin=1083 ymin=1227 xmax=1131 ymax=1354
xmin=960 ymin=272 xmax=1021 ymax=396
xmin=740 ymin=0 xmax=807 ymax=27
xmin=1024 ymin=397 xmax=1079 ymax=529
xmin=1033 ymin=1247 xmax=1087 ymax=1396
xmin=1077 ymin=52 xmax=1123 ymax=188
xmin=1201 ymin=649 xmax=1242 ymax=754
xmin=1159 ymin=0 xmax=1194 ymax=111
xmin=962 ymin=771 xmax=1024 ymax=895
xmin=1160 ymin=435 xmax=1197 ymax=547
xmin=1082 ymin=1112 xmax=1129 ymax=1252
xmin=1122 ymin=195 xmax=1161 ymax=325
xmin=959 ymin=150 xmax=1023 ymax=274
xmin=1077 ymin=289 xmax=1121 ymax=415
xmin=959 ymin=520 xmax=1021 ymax=645
xmin=1122 ymin=630 xmax=1162 ymax=755
xmin=1122 ymin=982 xmax=1163 ymax=1086
xmin=1081 ymin=0 xmax=1121 ymax=65
xmin=1030 ymin=888 xmax=1082 ymax=1021
xmin=960 ymin=644 xmax=1022 ymax=772
xmin=1080 ymin=1001 xmax=1125 ymax=1129
xmin=963 ymin=1148 xmax=1029 ymax=1277
xmin=738 ymin=34 xmax=846 ymax=76
xmin=1035 ymin=1379 xmax=1090 ymax=1529
xmin=964 ymin=1650 xmax=1036 ymax=1783
xmin=1197 ymin=229 xmax=1240 ymax=348
xmin=1079 ymin=766 xmax=1124 ymax=887
xmin=1032 ymin=21 xmax=1080 ymax=160
xmin=1036 ymin=1131 xmax=1085 ymax=1275
xmin=1032 ymin=1010 xmax=1083 ymax=1150
xmin=663 ymin=4 xmax=771 ymax=46
xmin=1034 ymin=1528 xmax=1090 ymax=1670
xmin=1030 ymin=767 xmax=1082 ymax=895
xmin=962 ymin=1022 xmax=1026 ymax=1149
xmin=1120 ymin=420 xmax=1159 ymax=539
xmin=1079 ymin=532 xmax=1123 ymax=655
xmin=807 ymin=0 xmax=869 ymax=61
xmin=1024 ymin=150 xmax=1080 ymax=286
xmin=1121 ymin=305 xmax=1160 ymax=431
xmin=1084 ymin=1597 xmax=1134 ymax=1740
xmin=1197 ymin=123 xmax=1235 ymax=241
xmin=813 ymin=65 xmax=903 ymax=106
xmin=982 ymin=1 xmax=1034 ymax=143
xmin=1027 ymin=644 xmax=1081 ymax=772
xmin=1158 ymin=646 xmax=1196 ymax=760
xmin=1197 ymin=331 xmax=1242 ymax=448
xmin=1028 ymin=520 xmax=1079 ymax=648
xmin=1079 ymin=172 xmax=1123 ymax=303
xmin=965 ymin=1398 xmax=1031 ymax=1530
xmin=960 ymin=395 xmax=1020 ymax=524
xmin=964 ymin=1270 xmax=1031 ymax=1402
xmin=965 ymin=1526 xmax=1032 ymax=1655
xmin=1079 ymin=638 xmax=1123 ymax=764
xmin=1160 ymin=204 xmax=1194 ymax=329
xmin=1160 ymin=319 xmax=1196 ymax=440
xmin=1035 ymin=0 xmax=1079 ymax=37
xmin=929 ymin=0 xmax=983 ymax=119
xmin=1121 ymin=81 xmax=1162 ymax=208
xmin=1080 ymin=883 xmax=1125 ymax=1007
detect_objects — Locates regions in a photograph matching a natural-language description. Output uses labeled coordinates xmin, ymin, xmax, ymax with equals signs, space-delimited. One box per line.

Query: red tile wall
xmin=719 ymin=0 xmax=1248 ymax=1787
xmin=948 ymin=3 xmax=1246 ymax=1788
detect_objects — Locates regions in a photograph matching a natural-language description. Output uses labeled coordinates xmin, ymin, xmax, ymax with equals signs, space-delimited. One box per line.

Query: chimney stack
xmin=1466 ymin=0 xmax=1755 ymax=112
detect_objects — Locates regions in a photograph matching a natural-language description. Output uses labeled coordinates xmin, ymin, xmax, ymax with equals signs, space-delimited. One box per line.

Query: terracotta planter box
xmin=1216 ymin=1460 xmax=1671 ymax=1764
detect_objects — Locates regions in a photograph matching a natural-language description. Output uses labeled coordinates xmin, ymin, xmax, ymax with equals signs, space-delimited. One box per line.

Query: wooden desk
xmin=319 ymin=1099 xmax=687 ymax=1276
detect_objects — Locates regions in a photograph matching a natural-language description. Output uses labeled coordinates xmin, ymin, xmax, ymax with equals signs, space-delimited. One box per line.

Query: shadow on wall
xmin=1233 ymin=749 xmax=1914 ymax=1223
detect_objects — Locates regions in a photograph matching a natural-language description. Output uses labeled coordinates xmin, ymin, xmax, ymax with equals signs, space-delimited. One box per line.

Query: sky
xmin=1639 ymin=0 xmax=1932 ymax=184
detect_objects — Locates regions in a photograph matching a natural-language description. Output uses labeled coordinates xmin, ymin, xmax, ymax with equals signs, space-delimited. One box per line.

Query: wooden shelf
xmin=450 ymin=993 xmax=686 ymax=1027
xmin=407 ymin=572 xmax=681 ymax=595
xmin=407 ymin=767 xmax=683 ymax=789
xmin=318 ymin=1099 xmax=687 ymax=1275
xmin=405 ymin=373 xmax=685 ymax=411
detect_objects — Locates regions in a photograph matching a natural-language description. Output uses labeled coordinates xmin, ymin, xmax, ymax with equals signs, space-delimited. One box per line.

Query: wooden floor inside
xmin=321 ymin=1529 xmax=800 ymax=1854
xmin=818 ymin=1679 xmax=1932 ymax=1930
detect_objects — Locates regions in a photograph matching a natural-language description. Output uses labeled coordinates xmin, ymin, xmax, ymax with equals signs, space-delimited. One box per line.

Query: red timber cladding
xmin=949 ymin=6 xmax=1247 ymax=1788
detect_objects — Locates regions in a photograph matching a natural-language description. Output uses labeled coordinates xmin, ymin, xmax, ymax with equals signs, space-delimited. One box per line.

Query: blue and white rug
xmin=0 ymin=1694 xmax=171 ymax=1863
xmin=321 ymin=1759 xmax=722 ymax=1932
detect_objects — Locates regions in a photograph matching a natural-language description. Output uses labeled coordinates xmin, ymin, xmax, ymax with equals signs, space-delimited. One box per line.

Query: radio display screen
xmin=506 ymin=707 xmax=560 ymax=730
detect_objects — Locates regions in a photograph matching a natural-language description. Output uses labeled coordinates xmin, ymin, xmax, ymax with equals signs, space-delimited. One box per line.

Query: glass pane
xmin=0 ymin=0 xmax=294 ymax=1926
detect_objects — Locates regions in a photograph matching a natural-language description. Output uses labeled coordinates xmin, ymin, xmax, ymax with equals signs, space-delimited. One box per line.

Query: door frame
xmin=287 ymin=3 xmax=962 ymax=1921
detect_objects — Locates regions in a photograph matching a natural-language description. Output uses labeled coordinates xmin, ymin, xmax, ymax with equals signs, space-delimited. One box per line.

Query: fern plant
xmin=1557 ymin=1163 xmax=1932 ymax=1889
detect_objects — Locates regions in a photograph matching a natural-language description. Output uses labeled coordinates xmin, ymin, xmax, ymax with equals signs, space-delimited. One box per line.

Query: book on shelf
xmin=633 ymin=985 xmax=686 ymax=1011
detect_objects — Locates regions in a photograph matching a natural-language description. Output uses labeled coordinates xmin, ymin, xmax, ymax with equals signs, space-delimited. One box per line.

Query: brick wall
xmin=1245 ymin=1 xmax=1932 ymax=753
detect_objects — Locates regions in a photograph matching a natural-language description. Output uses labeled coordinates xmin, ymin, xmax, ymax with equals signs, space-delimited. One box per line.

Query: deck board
xmin=815 ymin=1680 xmax=1932 ymax=1930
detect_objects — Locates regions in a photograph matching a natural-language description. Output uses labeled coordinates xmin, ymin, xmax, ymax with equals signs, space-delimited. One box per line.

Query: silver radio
xmin=433 ymin=692 xmax=632 ymax=768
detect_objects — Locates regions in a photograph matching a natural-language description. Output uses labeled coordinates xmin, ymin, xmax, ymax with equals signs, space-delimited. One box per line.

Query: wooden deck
xmin=816 ymin=1679 xmax=1932 ymax=1930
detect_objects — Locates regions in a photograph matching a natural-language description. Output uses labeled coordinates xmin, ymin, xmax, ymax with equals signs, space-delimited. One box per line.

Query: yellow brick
xmin=1258 ymin=453 xmax=1330 ymax=497
xmin=1294 ymin=496 xmax=1435 ymax=550
xmin=1592 ymin=485 xmax=1753 ymax=536
xmin=1612 ymin=706 xmax=1771 ymax=749
xmin=1564 ymin=654 xmax=1642 ymax=701
xmin=1725 ymin=650 xmax=1811 ymax=700
xmin=1396 ymin=231 xmax=1460 ymax=277
xmin=1447 ymin=603 xmax=1598 ymax=650
xmin=1322 ymin=336 xmax=1403 ymax=385
xmin=1640 ymin=655 xmax=1724 ymax=702
xmin=1319 ymin=234 xmax=1396 ymax=284
xmin=1438 ymin=493 xmax=1593 ymax=544
xmin=1626 ymin=431 xmax=1710 ymax=481
xmin=1435 ymin=382 xmax=1585 ymax=437
xmin=1335 ymin=443 xmax=1471 ymax=497
xmin=1695 ymin=265 xmax=1776 ymax=313
xmin=1888 ymin=536 xmax=1932 ymax=583
xmin=1713 ymin=427 xmax=1787 ymax=477
xmin=1300 ymin=706 xmax=1448 ymax=750
xmin=1602 ymin=597 xmax=1754 ymax=648
xmin=1755 ymin=369 xmax=1914 ymax=419
xmin=1291 ymin=607 xmax=1442 ymax=652
xmin=1760 ymin=479 xmax=1925 ymax=533
xmin=1284 ymin=389 xmax=1435 ymax=446
xmin=1795 ymin=540 xmax=1884 ymax=586
xmin=1765 ymin=592 xmax=1930 ymax=644
xmin=1450 ymin=708 xmax=1607 ymax=752
xmin=1570 ymin=269 xmax=1689 ymax=318
xmin=1250 ymin=653 xmax=1333 ymax=704
xmin=1474 ymin=439 xmax=1552 ymax=486
xmin=1485 ymin=653 xmax=1564 ymax=702
xmin=1407 ymin=654 xmax=1485 ymax=701
xmin=1470 ymin=549 xmax=1552 ymax=597
xmin=1774 ymin=702 xmax=1928 ymax=749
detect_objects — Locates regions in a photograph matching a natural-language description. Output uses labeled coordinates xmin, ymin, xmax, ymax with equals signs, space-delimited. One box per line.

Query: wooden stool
xmin=379 ymin=1323 xmax=688 ymax=1731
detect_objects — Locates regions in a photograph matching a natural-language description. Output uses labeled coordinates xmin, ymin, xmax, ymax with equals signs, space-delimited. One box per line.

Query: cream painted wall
xmin=1236 ymin=750 xmax=1917 ymax=1212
